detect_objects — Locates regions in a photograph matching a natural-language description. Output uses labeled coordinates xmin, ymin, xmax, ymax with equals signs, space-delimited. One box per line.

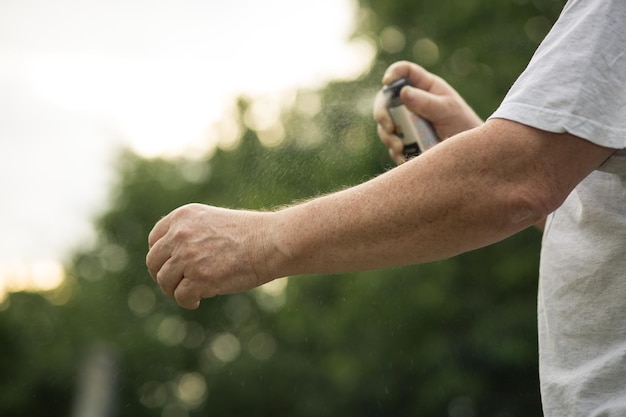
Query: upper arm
xmin=461 ymin=118 xmax=617 ymax=218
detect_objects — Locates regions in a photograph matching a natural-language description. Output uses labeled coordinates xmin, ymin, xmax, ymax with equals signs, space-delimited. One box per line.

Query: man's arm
xmin=265 ymin=119 xmax=612 ymax=275
xmin=146 ymin=119 xmax=615 ymax=309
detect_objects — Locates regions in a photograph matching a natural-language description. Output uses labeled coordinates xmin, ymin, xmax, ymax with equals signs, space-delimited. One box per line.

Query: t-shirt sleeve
xmin=489 ymin=0 xmax=626 ymax=150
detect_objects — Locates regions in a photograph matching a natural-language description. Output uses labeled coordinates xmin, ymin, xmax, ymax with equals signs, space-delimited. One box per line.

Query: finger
xmin=377 ymin=124 xmax=406 ymax=166
xmin=382 ymin=61 xmax=437 ymax=93
xmin=145 ymin=236 xmax=174 ymax=281
xmin=377 ymin=124 xmax=404 ymax=154
xmin=382 ymin=60 xmax=415 ymax=84
xmin=148 ymin=210 xmax=177 ymax=249
xmin=173 ymin=278 xmax=202 ymax=310
xmin=400 ymin=86 xmax=443 ymax=121
xmin=155 ymin=257 xmax=185 ymax=299
xmin=389 ymin=148 xmax=406 ymax=165
xmin=373 ymin=91 xmax=394 ymax=132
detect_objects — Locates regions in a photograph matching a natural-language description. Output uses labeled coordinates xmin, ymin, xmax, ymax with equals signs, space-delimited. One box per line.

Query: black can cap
xmin=382 ymin=78 xmax=411 ymax=105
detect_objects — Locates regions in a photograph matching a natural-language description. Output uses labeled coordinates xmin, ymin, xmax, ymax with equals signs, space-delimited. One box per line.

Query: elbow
xmin=505 ymin=186 xmax=561 ymax=230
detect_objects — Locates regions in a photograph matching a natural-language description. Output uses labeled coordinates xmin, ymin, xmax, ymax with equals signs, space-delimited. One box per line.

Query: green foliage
xmin=0 ymin=0 xmax=566 ymax=415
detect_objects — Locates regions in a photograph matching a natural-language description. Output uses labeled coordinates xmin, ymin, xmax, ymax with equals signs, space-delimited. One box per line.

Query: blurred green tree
xmin=0 ymin=0 xmax=566 ymax=416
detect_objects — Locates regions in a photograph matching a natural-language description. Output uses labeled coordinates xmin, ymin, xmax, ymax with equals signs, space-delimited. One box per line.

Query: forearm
xmin=263 ymin=122 xmax=548 ymax=279
xmin=146 ymin=119 xmax=613 ymax=309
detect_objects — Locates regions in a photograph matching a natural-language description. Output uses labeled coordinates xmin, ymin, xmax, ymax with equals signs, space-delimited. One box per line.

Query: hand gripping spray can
xmin=382 ymin=78 xmax=440 ymax=159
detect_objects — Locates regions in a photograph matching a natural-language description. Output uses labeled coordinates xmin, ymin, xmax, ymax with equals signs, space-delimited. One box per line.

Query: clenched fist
xmin=146 ymin=203 xmax=273 ymax=309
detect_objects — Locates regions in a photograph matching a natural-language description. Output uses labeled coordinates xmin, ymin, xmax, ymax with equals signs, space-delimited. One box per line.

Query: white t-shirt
xmin=490 ymin=0 xmax=626 ymax=415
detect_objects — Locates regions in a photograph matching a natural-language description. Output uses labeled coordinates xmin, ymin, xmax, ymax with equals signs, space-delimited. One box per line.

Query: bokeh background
xmin=0 ymin=0 xmax=565 ymax=415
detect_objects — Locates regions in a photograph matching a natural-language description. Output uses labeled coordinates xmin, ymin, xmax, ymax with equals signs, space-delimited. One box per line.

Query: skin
xmin=146 ymin=61 xmax=616 ymax=310
xmin=375 ymin=61 xmax=484 ymax=163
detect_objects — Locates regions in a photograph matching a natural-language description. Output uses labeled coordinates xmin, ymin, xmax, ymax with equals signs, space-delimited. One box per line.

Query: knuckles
xmin=170 ymin=226 xmax=193 ymax=244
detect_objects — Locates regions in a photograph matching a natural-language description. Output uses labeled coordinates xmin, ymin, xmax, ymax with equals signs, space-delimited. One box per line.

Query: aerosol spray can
xmin=382 ymin=78 xmax=440 ymax=159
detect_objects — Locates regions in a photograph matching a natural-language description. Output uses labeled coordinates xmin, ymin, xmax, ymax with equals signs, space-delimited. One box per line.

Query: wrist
xmin=254 ymin=211 xmax=291 ymax=282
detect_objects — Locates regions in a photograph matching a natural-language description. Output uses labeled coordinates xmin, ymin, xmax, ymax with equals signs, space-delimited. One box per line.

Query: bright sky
xmin=0 ymin=0 xmax=375 ymax=296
